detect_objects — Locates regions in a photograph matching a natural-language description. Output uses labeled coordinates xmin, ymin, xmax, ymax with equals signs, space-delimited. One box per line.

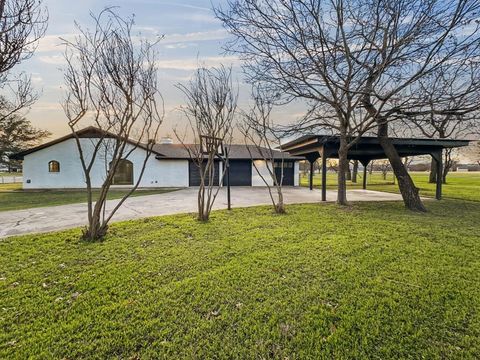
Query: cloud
xmin=155 ymin=56 xmax=241 ymax=71
xmin=31 ymin=102 xmax=63 ymax=111
xmin=31 ymin=74 xmax=43 ymax=84
xmin=38 ymin=55 xmax=66 ymax=65
xmin=36 ymin=34 xmax=75 ymax=53
xmin=37 ymin=29 xmax=228 ymax=54
xmin=162 ymin=29 xmax=229 ymax=44
xmin=164 ymin=43 xmax=191 ymax=50
xmin=159 ymin=2 xmax=211 ymax=12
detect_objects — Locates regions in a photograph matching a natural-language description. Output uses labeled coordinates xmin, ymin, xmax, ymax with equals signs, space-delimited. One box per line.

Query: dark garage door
xmin=189 ymin=160 xmax=220 ymax=186
xmin=274 ymin=161 xmax=295 ymax=186
xmin=224 ymin=160 xmax=252 ymax=186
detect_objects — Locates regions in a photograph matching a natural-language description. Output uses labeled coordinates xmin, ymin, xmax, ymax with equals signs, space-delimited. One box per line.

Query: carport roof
xmin=280 ymin=135 xmax=470 ymax=162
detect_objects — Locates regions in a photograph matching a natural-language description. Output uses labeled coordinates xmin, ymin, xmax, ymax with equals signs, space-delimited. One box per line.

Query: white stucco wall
xmin=294 ymin=161 xmax=300 ymax=186
xmin=22 ymin=138 xmax=189 ymax=189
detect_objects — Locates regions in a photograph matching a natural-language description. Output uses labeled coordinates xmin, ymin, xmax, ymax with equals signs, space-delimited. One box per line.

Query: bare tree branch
xmin=175 ymin=65 xmax=237 ymax=221
xmin=62 ymin=8 xmax=163 ymax=241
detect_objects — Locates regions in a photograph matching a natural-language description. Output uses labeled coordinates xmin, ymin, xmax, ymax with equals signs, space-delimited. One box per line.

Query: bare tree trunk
xmin=352 ymin=160 xmax=358 ymax=183
xmin=276 ymin=190 xmax=285 ymax=214
xmin=368 ymin=161 xmax=374 ymax=175
xmin=83 ymin=210 xmax=108 ymax=240
xmin=442 ymin=167 xmax=449 ymax=185
xmin=337 ymin=136 xmax=348 ymax=205
xmin=345 ymin=162 xmax=352 ymax=181
xmin=443 ymin=148 xmax=453 ymax=184
xmin=378 ymin=122 xmax=426 ymax=212
xmin=429 ymin=159 xmax=437 ymax=183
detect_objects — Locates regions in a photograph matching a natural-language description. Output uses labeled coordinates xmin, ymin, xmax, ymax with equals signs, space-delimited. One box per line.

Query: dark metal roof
xmin=280 ymin=135 xmax=470 ymax=162
xmin=9 ymin=127 xmax=163 ymax=160
xmin=154 ymin=143 xmax=302 ymax=160
xmin=10 ymin=126 xmax=302 ymax=161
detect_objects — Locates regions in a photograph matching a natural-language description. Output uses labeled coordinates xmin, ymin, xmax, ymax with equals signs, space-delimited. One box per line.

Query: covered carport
xmin=280 ymin=135 xmax=470 ymax=201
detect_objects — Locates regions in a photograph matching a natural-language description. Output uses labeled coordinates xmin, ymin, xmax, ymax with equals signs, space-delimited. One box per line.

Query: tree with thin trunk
xmin=62 ymin=8 xmax=163 ymax=241
xmin=241 ymin=90 xmax=286 ymax=214
xmin=216 ymin=0 xmax=378 ymax=206
xmin=175 ymin=66 xmax=237 ymax=222
xmin=0 ymin=0 xmax=48 ymax=122
xmin=377 ymin=160 xmax=392 ymax=181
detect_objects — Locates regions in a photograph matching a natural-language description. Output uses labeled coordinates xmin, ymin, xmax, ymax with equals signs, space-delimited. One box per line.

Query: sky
xmin=16 ymin=0 xmax=306 ymax=142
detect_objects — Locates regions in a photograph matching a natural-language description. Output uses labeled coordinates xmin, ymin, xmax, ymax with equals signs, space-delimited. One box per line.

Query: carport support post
xmin=305 ymin=153 xmax=320 ymax=191
xmin=309 ymin=161 xmax=314 ymax=190
xmin=321 ymin=152 xmax=327 ymax=201
xmin=431 ymin=150 xmax=443 ymax=200
xmin=360 ymin=160 xmax=370 ymax=190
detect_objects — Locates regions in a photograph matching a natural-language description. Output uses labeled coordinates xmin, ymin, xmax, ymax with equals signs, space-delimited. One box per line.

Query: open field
xmin=301 ymin=171 xmax=480 ymax=202
xmin=0 ymin=187 xmax=179 ymax=212
xmin=1 ymin=200 xmax=479 ymax=358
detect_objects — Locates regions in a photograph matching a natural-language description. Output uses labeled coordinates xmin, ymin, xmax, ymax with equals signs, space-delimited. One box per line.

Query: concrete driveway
xmin=0 ymin=187 xmax=404 ymax=238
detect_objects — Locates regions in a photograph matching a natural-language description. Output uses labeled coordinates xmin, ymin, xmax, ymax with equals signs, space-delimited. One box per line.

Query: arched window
xmin=48 ymin=160 xmax=60 ymax=173
xmin=112 ymin=159 xmax=134 ymax=185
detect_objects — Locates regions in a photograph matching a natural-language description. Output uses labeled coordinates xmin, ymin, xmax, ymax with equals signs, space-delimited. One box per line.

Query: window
xmin=111 ymin=159 xmax=134 ymax=185
xmin=48 ymin=160 xmax=60 ymax=173
xmin=274 ymin=161 xmax=293 ymax=168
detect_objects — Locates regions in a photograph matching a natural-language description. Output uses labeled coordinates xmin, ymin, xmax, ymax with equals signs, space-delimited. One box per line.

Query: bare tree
xmin=377 ymin=160 xmax=392 ymax=181
xmin=0 ymin=0 xmax=48 ymax=121
xmin=346 ymin=0 xmax=480 ymax=211
xmin=217 ymin=0 xmax=480 ymax=212
xmin=403 ymin=157 xmax=414 ymax=171
xmin=216 ymin=0 xmax=378 ymax=206
xmin=328 ymin=160 xmax=339 ymax=173
xmin=241 ymin=90 xmax=286 ymax=214
xmin=175 ymin=66 xmax=237 ymax=222
xmin=404 ymin=63 xmax=480 ymax=184
xmin=62 ymin=8 xmax=163 ymax=241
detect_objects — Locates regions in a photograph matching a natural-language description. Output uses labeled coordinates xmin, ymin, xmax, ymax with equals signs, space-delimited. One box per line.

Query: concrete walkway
xmin=0 ymin=187 xmax=404 ymax=238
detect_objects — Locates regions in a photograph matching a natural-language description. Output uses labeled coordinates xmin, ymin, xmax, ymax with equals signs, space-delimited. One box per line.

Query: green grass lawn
xmin=0 ymin=172 xmax=22 ymax=177
xmin=301 ymin=171 xmax=480 ymax=202
xmin=0 ymin=187 xmax=179 ymax=212
xmin=1 ymin=200 xmax=479 ymax=358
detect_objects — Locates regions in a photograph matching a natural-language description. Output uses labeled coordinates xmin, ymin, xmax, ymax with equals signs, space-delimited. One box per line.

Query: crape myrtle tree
xmin=215 ymin=0 xmax=378 ymax=206
xmin=217 ymin=0 xmax=480 ymax=212
xmin=0 ymin=0 xmax=47 ymax=123
xmin=62 ymin=8 xmax=163 ymax=241
xmin=241 ymin=89 xmax=286 ymax=214
xmin=175 ymin=66 xmax=237 ymax=222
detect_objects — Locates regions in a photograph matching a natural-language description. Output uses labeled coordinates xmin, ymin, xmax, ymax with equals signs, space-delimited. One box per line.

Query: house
xmin=10 ymin=127 xmax=302 ymax=189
